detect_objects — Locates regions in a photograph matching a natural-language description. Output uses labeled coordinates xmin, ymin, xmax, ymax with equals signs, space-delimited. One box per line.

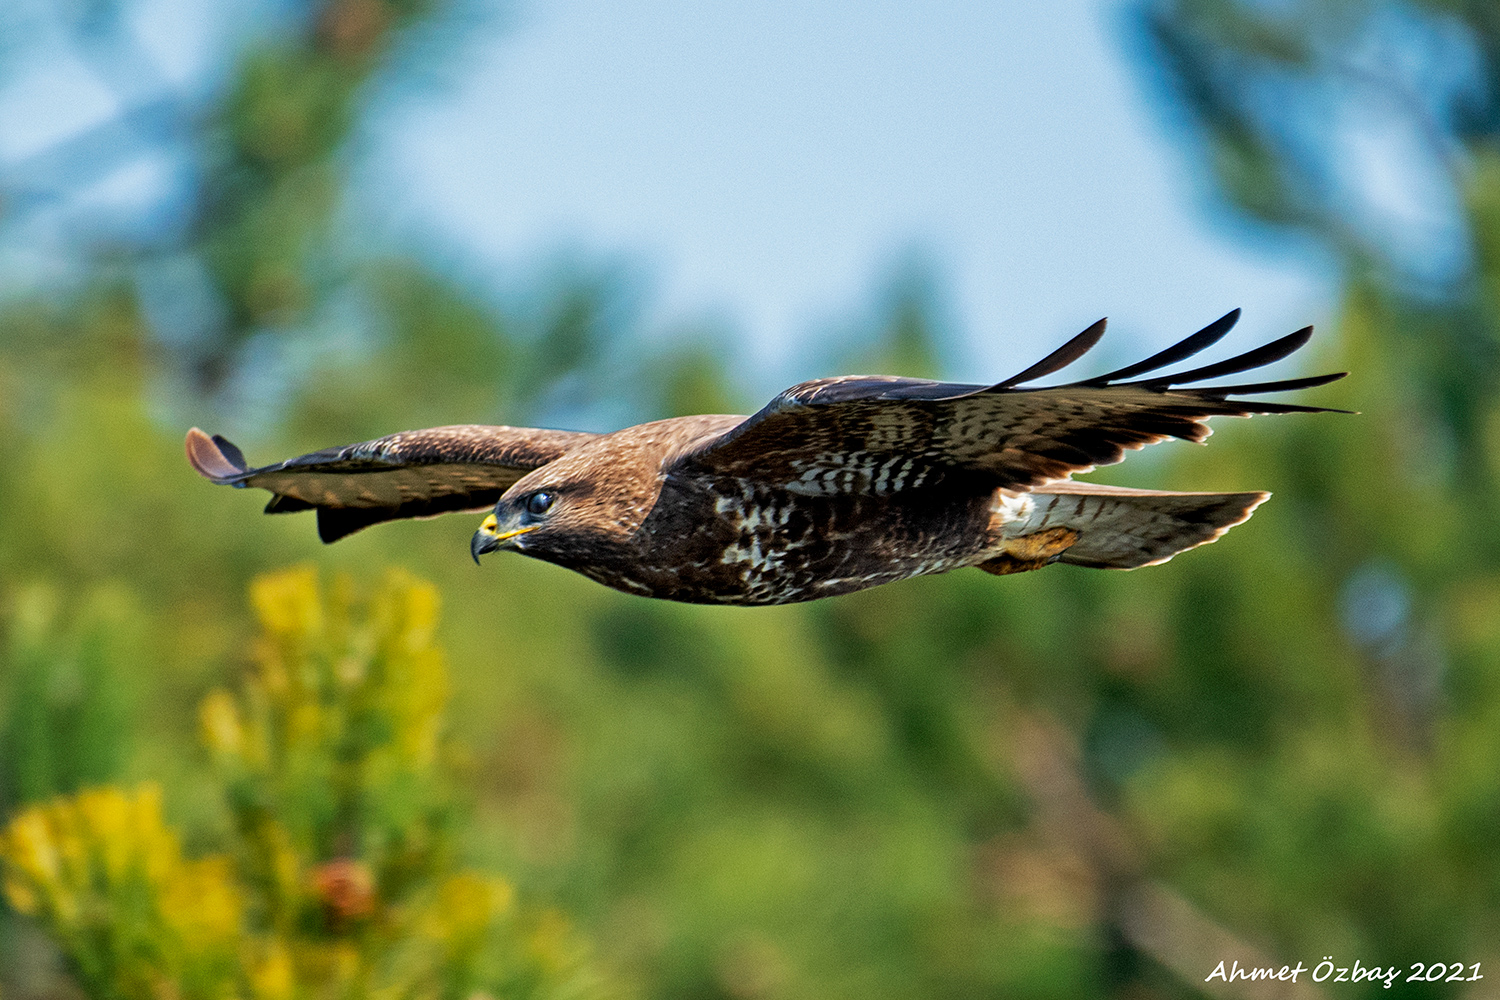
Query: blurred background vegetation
xmin=1 ymin=0 xmax=1498 ymax=997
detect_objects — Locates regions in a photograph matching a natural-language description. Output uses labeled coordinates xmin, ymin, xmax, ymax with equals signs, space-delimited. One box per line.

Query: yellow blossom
xmin=162 ymin=855 xmax=243 ymax=948
xmin=200 ymin=688 xmax=245 ymax=759
xmin=423 ymin=871 xmax=514 ymax=945
xmin=248 ymin=940 xmax=295 ymax=1000
xmin=251 ymin=564 xmax=323 ymax=640
xmin=0 ymin=809 xmax=60 ymax=916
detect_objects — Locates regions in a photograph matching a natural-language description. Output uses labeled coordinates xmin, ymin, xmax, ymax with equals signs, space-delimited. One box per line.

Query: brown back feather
xmin=682 ymin=315 xmax=1346 ymax=494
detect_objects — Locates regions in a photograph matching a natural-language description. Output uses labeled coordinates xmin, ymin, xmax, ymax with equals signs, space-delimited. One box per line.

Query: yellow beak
xmin=480 ymin=513 xmax=539 ymax=541
xmin=471 ymin=514 xmax=539 ymax=564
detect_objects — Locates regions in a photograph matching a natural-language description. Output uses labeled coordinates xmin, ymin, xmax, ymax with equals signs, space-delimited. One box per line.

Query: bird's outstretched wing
xmin=186 ymin=424 xmax=598 ymax=542
xmin=683 ymin=310 xmax=1348 ymax=494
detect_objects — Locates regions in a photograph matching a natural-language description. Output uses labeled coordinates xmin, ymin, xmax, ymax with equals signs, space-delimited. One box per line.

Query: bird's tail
xmin=979 ymin=482 xmax=1268 ymax=574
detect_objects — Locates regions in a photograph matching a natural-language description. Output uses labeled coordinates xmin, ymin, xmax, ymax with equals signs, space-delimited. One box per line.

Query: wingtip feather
xmin=1141 ymin=324 xmax=1316 ymax=388
xmin=993 ymin=317 xmax=1108 ymax=388
xmin=185 ymin=428 xmax=249 ymax=482
xmin=1075 ymin=308 xmax=1242 ymax=386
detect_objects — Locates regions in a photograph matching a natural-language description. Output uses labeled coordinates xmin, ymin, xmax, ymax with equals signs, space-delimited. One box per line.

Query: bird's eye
xmin=525 ymin=491 xmax=555 ymax=516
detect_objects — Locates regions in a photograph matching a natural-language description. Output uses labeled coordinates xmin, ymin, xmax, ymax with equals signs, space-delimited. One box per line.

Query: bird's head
xmin=469 ymin=433 xmax=662 ymax=570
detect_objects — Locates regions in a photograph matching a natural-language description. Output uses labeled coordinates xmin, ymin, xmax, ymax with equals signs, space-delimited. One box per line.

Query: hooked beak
xmin=470 ymin=513 xmax=538 ymax=565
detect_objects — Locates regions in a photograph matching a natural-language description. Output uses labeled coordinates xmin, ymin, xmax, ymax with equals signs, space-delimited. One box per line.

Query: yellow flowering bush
xmin=1 ymin=566 xmax=604 ymax=1000
xmin=0 ymin=783 xmax=240 ymax=997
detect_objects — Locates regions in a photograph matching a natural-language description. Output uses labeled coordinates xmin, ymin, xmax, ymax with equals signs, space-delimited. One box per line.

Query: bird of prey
xmin=187 ymin=310 xmax=1345 ymax=605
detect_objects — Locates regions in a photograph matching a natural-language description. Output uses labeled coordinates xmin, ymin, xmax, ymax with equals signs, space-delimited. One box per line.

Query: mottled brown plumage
xmin=187 ymin=310 xmax=1346 ymax=605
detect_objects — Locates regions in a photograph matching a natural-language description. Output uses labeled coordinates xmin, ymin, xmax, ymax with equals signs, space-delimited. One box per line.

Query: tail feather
xmin=1009 ymin=482 xmax=1268 ymax=570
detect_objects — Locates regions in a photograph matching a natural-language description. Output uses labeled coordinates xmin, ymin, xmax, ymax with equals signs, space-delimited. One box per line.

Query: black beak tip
xmin=470 ymin=531 xmax=490 ymax=566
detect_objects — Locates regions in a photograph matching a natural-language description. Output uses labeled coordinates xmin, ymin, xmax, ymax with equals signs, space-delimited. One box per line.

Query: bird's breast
xmin=620 ymin=476 xmax=995 ymax=605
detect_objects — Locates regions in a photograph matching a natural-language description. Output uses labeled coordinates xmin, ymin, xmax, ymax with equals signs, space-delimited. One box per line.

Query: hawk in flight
xmin=187 ymin=311 xmax=1344 ymax=605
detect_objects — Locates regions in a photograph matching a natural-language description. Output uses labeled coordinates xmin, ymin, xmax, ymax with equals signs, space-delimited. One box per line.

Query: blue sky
xmin=367 ymin=0 xmax=1334 ymax=384
xmin=2 ymin=0 xmax=1336 ymax=388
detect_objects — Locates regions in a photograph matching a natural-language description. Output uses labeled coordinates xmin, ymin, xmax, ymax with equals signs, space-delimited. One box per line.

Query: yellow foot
xmin=975 ymin=527 xmax=1079 ymax=576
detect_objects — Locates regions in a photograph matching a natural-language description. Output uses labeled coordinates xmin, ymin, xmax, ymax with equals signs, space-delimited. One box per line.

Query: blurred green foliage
xmin=2 ymin=0 xmax=1500 ymax=998
xmin=1 ymin=567 xmax=598 ymax=998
